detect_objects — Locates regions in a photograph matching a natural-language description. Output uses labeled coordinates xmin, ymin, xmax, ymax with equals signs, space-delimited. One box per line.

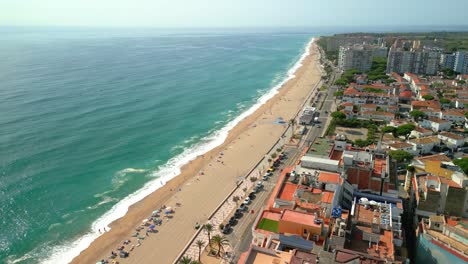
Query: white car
xmin=264 ymin=172 xmax=273 ymax=177
xmin=256 ymin=181 xmax=263 ymax=188
xmin=243 ymin=197 xmax=251 ymax=205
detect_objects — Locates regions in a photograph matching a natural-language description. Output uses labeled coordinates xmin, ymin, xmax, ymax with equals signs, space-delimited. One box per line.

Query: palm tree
xmin=195 ymin=239 xmax=205 ymax=262
xmin=211 ymin=234 xmax=229 ymax=257
xmin=203 ymin=223 xmax=214 ymax=247
xmin=289 ymin=118 xmax=296 ymax=138
xmin=179 ymin=256 xmax=192 ymax=264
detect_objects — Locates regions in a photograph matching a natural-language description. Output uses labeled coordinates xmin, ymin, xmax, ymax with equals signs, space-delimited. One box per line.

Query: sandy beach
xmin=70 ymin=42 xmax=322 ymax=264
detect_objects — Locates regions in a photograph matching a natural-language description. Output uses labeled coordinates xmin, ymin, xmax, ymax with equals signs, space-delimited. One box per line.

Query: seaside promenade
xmin=71 ymin=42 xmax=323 ymax=264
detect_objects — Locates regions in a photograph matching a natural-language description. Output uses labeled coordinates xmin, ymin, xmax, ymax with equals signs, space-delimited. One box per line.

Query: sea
xmin=0 ymin=27 xmax=316 ymax=263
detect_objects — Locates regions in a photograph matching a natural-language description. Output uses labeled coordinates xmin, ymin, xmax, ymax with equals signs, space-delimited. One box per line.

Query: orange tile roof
xmin=412 ymin=100 xmax=441 ymax=109
xmin=321 ymin=192 xmax=334 ymax=204
xmin=280 ymin=209 xmax=320 ymax=227
xmin=318 ymin=171 xmax=340 ymax=183
xmin=361 ymin=111 xmax=394 ymax=117
xmin=278 ymin=182 xmax=297 ymax=201
xmin=443 ymin=110 xmax=466 ymax=117
xmin=427 ymin=117 xmax=450 ymax=124
xmin=439 ymin=131 xmax=465 ymax=140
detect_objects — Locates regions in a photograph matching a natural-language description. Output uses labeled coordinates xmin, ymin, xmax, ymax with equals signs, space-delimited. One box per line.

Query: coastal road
xmin=227 ymin=77 xmax=338 ymax=262
xmin=225 ymin=144 xmax=300 ymax=260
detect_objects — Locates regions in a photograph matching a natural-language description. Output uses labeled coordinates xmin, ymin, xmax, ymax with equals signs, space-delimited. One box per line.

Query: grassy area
xmin=257 ymin=218 xmax=279 ymax=233
xmin=308 ymin=137 xmax=332 ymax=156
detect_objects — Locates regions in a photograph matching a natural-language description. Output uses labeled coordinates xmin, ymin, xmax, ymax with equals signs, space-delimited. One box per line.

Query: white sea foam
xmin=39 ymin=37 xmax=315 ymax=264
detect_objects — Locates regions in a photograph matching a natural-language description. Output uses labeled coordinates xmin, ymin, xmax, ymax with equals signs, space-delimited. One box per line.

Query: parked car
xmin=239 ymin=204 xmax=247 ymax=211
xmin=222 ymin=224 xmax=231 ymax=234
xmin=243 ymin=197 xmax=251 ymax=205
xmin=264 ymin=172 xmax=273 ymax=177
xmin=248 ymin=192 xmax=256 ymax=199
xmin=262 ymin=175 xmax=268 ymax=181
xmin=228 ymin=217 xmax=236 ymax=225
xmin=267 ymin=167 xmax=275 ymax=173
xmin=234 ymin=209 xmax=243 ymax=218
xmin=256 ymin=181 xmax=263 ymax=188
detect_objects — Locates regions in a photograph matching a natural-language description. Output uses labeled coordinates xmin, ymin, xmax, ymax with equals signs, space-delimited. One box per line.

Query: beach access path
xmin=70 ymin=43 xmax=322 ymax=264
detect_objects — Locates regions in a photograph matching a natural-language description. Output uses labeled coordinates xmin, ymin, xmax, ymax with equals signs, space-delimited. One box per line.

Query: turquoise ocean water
xmin=0 ymin=28 xmax=313 ymax=263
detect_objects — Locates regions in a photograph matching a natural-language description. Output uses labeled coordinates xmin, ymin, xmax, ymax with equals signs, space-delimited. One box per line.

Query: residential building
xmin=325 ymin=36 xmax=378 ymax=52
xmin=410 ymin=126 xmax=433 ymax=138
xmin=438 ymin=132 xmax=466 ymax=150
xmin=420 ymin=117 xmax=451 ymax=132
xmin=410 ymin=100 xmax=441 ymax=111
xmin=338 ymin=45 xmax=374 ymax=72
xmin=360 ymin=111 xmax=394 ymax=122
xmin=387 ymin=48 xmax=442 ymax=75
xmin=441 ymin=110 xmax=466 ymax=123
xmin=454 ymin=51 xmax=468 ymax=74
xmin=440 ymin=53 xmax=456 ymax=70
xmin=416 ymin=216 xmax=468 ymax=263
xmin=343 ymin=87 xmax=398 ymax=106
xmin=408 ymin=136 xmax=441 ymax=154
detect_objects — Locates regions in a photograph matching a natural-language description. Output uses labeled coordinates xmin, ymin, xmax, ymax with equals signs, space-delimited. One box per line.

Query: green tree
xmin=195 ymin=240 xmax=205 ymax=263
xmin=331 ymin=111 xmax=346 ymax=119
xmin=203 ymin=224 xmax=214 ymax=247
xmin=232 ymin=195 xmax=240 ymax=205
xmin=422 ymin=94 xmax=435 ymax=100
xmin=409 ymin=110 xmax=426 ymax=121
xmin=354 ymin=139 xmax=370 ymax=147
xmin=453 ymin=158 xmax=468 ymax=174
xmin=389 ymin=150 xmax=414 ymax=162
xmin=439 ymin=98 xmax=451 ymax=104
xmin=210 ymin=235 xmax=229 ymax=257
xmin=396 ymin=124 xmax=416 ymax=139
xmin=381 ymin=126 xmax=396 ymax=134
xmin=289 ymin=118 xmax=296 ymax=138
xmin=180 ymin=256 xmax=193 ymax=264
xmin=334 ymin=91 xmax=344 ymax=97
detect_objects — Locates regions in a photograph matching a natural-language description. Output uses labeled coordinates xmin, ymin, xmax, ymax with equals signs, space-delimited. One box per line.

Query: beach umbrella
xmin=149 ymin=225 xmax=155 ymax=229
xmin=142 ymin=219 xmax=149 ymax=224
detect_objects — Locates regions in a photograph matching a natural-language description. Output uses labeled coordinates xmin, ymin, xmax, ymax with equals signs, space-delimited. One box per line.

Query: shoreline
xmin=68 ymin=39 xmax=322 ymax=264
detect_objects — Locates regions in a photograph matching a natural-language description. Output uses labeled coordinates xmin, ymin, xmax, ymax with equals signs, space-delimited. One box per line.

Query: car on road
xmin=243 ymin=197 xmax=251 ymax=205
xmin=317 ymin=125 xmax=321 ymax=128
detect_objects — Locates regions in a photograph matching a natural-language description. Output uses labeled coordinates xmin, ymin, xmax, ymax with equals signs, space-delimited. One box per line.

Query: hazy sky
xmin=1 ymin=0 xmax=468 ymax=28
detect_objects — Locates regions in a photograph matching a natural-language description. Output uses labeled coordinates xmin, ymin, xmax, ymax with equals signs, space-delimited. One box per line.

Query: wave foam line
xmin=39 ymin=37 xmax=315 ymax=264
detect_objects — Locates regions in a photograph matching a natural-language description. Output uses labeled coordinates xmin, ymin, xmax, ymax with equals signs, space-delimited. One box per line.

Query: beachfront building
xmin=338 ymin=45 xmax=374 ymax=72
xmin=299 ymin=106 xmax=316 ymax=125
xmin=415 ymin=216 xmax=468 ymax=263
